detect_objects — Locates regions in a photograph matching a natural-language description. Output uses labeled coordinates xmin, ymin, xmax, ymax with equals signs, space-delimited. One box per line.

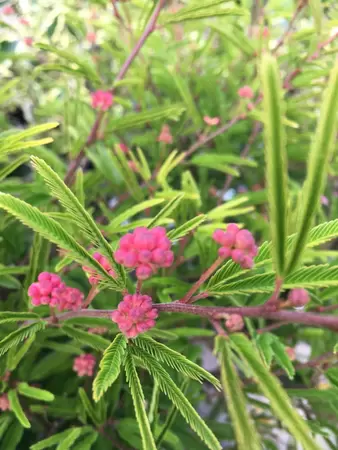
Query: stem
xmin=272 ymin=2 xmax=304 ymax=54
xmin=148 ymin=380 xmax=160 ymax=433
xmin=264 ymin=277 xmax=283 ymax=308
xmin=84 ymin=286 xmax=99 ymax=308
xmin=210 ymin=319 xmax=226 ymax=336
xmin=180 ymin=257 xmax=223 ymax=304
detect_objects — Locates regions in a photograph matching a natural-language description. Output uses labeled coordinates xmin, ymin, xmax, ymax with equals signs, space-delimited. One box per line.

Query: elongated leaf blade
xmin=62 ymin=325 xmax=109 ymax=351
xmin=287 ymin=61 xmax=338 ymax=274
xmin=261 ymin=54 xmax=288 ymax=275
xmin=93 ymin=333 xmax=127 ymax=402
xmin=17 ymin=382 xmax=55 ymax=402
xmin=124 ymin=351 xmax=157 ymax=450
xmin=230 ymin=334 xmax=319 ymax=450
xmin=215 ymin=336 xmax=261 ymax=450
xmin=0 ymin=322 xmax=45 ymax=357
xmin=147 ymin=194 xmax=184 ymax=228
xmin=8 ymin=390 xmax=30 ymax=428
xmin=0 ymin=311 xmax=39 ymax=324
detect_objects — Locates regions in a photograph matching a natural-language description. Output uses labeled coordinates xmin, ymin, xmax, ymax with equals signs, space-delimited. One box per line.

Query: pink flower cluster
xmin=288 ymin=288 xmax=309 ymax=308
xmin=0 ymin=394 xmax=10 ymax=411
xmin=213 ymin=224 xmax=257 ymax=269
xmin=73 ymin=354 xmax=96 ymax=377
xmin=2 ymin=5 xmax=14 ymax=15
xmin=91 ymin=90 xmax=113 ymax=111
xmin=157 ymin=125 xmax=173 ymax=144
xmin=28 ymin=272 xmax=84 ymax=311
xmin=115 ymin=227 xmax=174 ymax=280
xmin=112 ymin=294 xmax=158 ymax=338
xmin=83 ymin=252 xmax=116 ymax=285
xmin=225 ymin=314 xmax=244 ymax=332
xmin=238 ymin=85 xmax=254 ymax=99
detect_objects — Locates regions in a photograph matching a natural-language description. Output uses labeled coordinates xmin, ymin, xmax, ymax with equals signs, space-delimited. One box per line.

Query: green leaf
xmin=261 ymin=54 xmax=288 ymax=275
xmin=270 ymin=340 xmax=295 ymax=380
xmin=124 ymin=351 xmax=157 ymax=450
xmin=0 ymin=122 xmax=58 ymax=145
xmin=191 ymin=155 xmax=240 ymax=176
xmin=157 ymin=151 xmax=186 ymax=189
xmin=230 ymin=334 xmax=319 ymax=450
xmin=287 ymin=61 xmax=338 ymax=273
xmin=170 ymin=72 xmax=202 ymax=128
xmin=0 ymin=138 xmax=54 ymax=156
xmin=35 ymin=43 xmax=101 ymax=84
xmin=0 ymin=311 xmax=39 ymax=324
xmin=17 ymin=382 xmax=55 ymax=402
xmin=130 ymin=346 xmax=221 ymax=450
xmin=71 ymin=430 xmax=98 ymax=450
xmin=147 ymin=194 xmax=184 ymax=228
xmin=93 ymin=333 xmax=127 ymax=402
xmin=7 ymin=336 xmax=36 ymax=371
xmin=256 ymin=333 xmax=275 ymax=367
xmin=334 ymin=343 xmax=338 ymax=354
xmin=8 ymin=390 xmax=30 ymax=428
xmin=74 ymin=168 xmax=85 ymax=206
xmin=206 ymin=196 xmax=252 ymax=221
xmin=56 ymin=428 xmax=82 ymax=450
xmin=0 ymin=193 xmax=119 ymax=290
xmin=167 ymin=215 xmax=206 ymax=240
xmin=0 ymin=322 xmax=45 ymax=357
xmin=30 ymin=429 xmax=80 ymax=450
xmin=0 ymin=421 xmax=24 ymax=450
xmin=106 ymin=198 xmax=165 ymax=230
xmin=108 ymin=105 xmax=185 ymax=132
xmin=62 ymin=325 xmax=109 ymax=352
xmin=31 ymin=157 xmax=122 ymax=282
xmin=207 ymin=260 xmax=244 ymax=289
xmin=215 ymin=336 xmax=261 ymax=450
xmin=134 ymin=335 xmax=221 ymax=389
xmin=309 ymin=0 xmax=322 ymax=34
xmin=210 ymin=24 xmax=254 ymax=55
xmin=78 ymin=389 xmax=101 ymax=426
xmin=0 ymin=155 xmax=29 ymax=181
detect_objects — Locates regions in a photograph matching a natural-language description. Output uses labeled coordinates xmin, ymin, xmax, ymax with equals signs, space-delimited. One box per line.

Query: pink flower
xmin=83 ymin=252 xmax=116 ymax=285
xmin=86 ymin=32 xmax=96 ymax=44
xmin=285 ymin=346 xmax=296 ymax=361
xmin=238 ymin=85 xmax=254 ymax=99
xmin=119 ymin=142 xmax=129 ymax=153
xmin=262 ymin=27 xmax=269 ymax=38
xmin=88 ymin=327 xmax=107 ymax=335
xmin=127 ymin=160 xmax=138 ymax=173
xmin=0 ymin=394 xmax=10 ymax=411
xmin=321 ymin=195 xmax=329 ymax=206
xmin=24 ymin=37 xmax=33 ymax=47
xmin=111 ymin=293 xmax=158 ymax=338
xmin=19 ymin=17 xmax=29 ymax=25
xmin=73 ymin=354 xmax=96 ymax=377
xmin=157 ymin=125 xmax=173 ymax=144
xmin=203 ymin=116 xmax=220 ymax=126
xmin=288 ymin=289 xmax=310 ymax=308
xmin=28 ymin=272 xmax=65 ymax=307
xmin=115 ymin=227 xmax=174 ymax=280
xmin=247 ymin=102 xmax=254 ymax=111
xmin=57 ymin=286 xmax=84 ymax=312
xmin=2 ymin=5 xmax=14 ymax=15
xmin=225 ymin=314 xmax=244 ymax=332
xmin=91 ymin=90 xmax=113 ymax=111
xmin=212 ymin=224 xmax=257 ymax=269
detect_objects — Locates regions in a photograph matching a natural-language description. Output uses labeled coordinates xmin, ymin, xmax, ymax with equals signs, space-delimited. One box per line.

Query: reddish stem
xmin=84 ymin=286 xmax=99 ymax=308
xmin=180 ymin=257 xmax=223 ymax=304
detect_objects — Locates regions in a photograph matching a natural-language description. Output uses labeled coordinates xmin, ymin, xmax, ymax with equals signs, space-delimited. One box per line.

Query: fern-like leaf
xmin=130 ymin=346 xmax=221 ymax=450
xmin=61 ymin=325 xmax=109 ymax=352
xmin=134 ymin=335 xmax=221 ymax=390
xmin=123 ymin=350 xmax=157 ymax=450
xmin=0 ymin=321 xmax=45 ymax=356
xmin=0 ymin=193 xmax=121 ymax=290
xmin=93 ymin=333 xmax=127 ymax=402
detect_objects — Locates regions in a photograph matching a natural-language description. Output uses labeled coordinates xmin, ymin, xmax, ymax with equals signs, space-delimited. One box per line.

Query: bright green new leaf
xmin=0 ymin=321 xmax=45 ymax=357
xmin=0 ymin=155 xmax=29 ymax=181
xmin=30 ymin=429 xmax=82 ymax=450
xmin=107 ymin=198 xmax=165 ymax=230
xmin=56 ymin=427 xmax=82 ymax=450
xmin=168 ymin=215 xmax=206 ymax=240
xmin=17 ymin=382 xmax=55 ymax=402
xmin=8 ymin=390 xmax=30 ymax=429
xmin=230 ymin=334 xmax=319 ymax=450
xmin=93 ymin=333 xmax=127 ymax=402
xmin=309 ymin=0 xmax=322 ymax=34
xmin=287 ymin=61 xmax=338 ymax=274
xmin=147 ymin=194 xmax=184 ymax=227
xmin=261 ymin=53 xmax=288 ymax=275
xmin=216 ymin=336 xmax=261 ymax=450
xmin=124 ymin=351 xmax=157 ymax=450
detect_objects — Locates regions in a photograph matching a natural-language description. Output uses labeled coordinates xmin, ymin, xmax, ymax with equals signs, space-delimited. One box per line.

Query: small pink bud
xmin=321 ymin=195 xmax=329 ymax=206
xmin=157 ymin=125 xmax=173 ymax=144
xmin=119 ymin=142 xmax=129 ymax=153
xmin=203 ymin=116 xmax=220 ymax=126
xmin=24 ymin=37 xmax=33 ymax=47
xmin=240 ymin=255 xmax=253 ymax=269
xmin=212 ymin=229 xmax=226 ymax=245
xmin=262 ymin=26 xmax=269 ymax=38
xmin=73 ymin=354 xmax=96 ymax=377
xmin=238 ymin=85 xmax=254 ymax=99
xmin=285 ymin=346 xmax=296 ymax=361
xmin=226 ymin=223 xmax=240 ymax=235
xmin=2 ymin=5 xmax=14 ymax=15
xmin=288 ymin=289 xmax=310 ymax=308
xmin=86 ymin=31 xmax=96 ymax=44
xmin=19 ymin=17 xmax=29 ymax=25
xmin=136 ymin=264 xmax=153 ymax=280
xmin=231 ymin=249 xmax=245 ymax=264
xmin=127 ymin=160 xmax=138 ymax=172
xmin=235 ymin=229 xmax=255 ymax=251
xmin=91 ymin=90 xmax=113 ymax=111
xmin=218 ymin=246 xmax=232 ymax=259
xmin=225 ymin=314 xmax=244 ymax=332
xmin=0 ymin=394 xmax=10 ymax=411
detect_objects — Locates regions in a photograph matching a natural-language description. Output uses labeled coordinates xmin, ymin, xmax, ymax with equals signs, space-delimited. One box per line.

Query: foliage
xmin=0 ymin=0 xmax=337 ymax=449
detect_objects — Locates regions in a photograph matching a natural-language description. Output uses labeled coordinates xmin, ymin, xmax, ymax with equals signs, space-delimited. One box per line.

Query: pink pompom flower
xmin=24 ymin=37 xmax=33 ymax=47
xmin=119 ymin=142 xmax=129 ymax=153
xmin=2 ymin=5 xmax=14 ymax=15
xmin=288 ymin=289 xmax=310 ymax=308
xmin=203 ymin=116 xmax=220 ymax=126
xmin=115 ymin=227 xmax=174 ymax=280
xmin=91 ymin=90 xmax=113 ymax=111
xmin=157 ymin=125 xmax=173 ymax=144
xmin=83 ymin=252 xmax=116 ymax=285
xmin=73 ymin=354 xmax=96 ymax=377
xmin=28 ymin=272 xmax=65 ymax=307
xmin=112 ymin=293 xmax=158 ymax=338
xmin=238 ymin=85 xmax=254 ymax=99
xmin=57 ymin=286 xmax=84 ymax=312
xmin=19 ymin=17 xmax=29 ymax=25
xmin=0 ymin=394 xmax=10 ymax=411
xmin=86 ymin=31 xmax=96 ymax=44
xmin=212 ymin=224 xmax=257 ymax=269
xmin=225 ymin=314 xmax=244 ymax=332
